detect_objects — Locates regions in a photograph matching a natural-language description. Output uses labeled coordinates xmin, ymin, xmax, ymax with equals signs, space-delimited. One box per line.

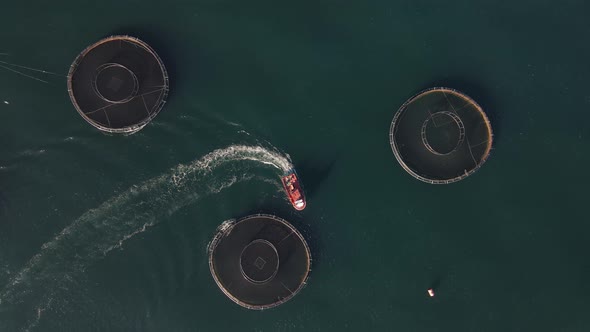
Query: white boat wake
xmin=0 ymin=144 xmax=292 ymax=331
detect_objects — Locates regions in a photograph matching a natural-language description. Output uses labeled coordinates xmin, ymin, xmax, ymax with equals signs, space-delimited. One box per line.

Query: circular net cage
xmin=389 ymin=87 xmax=493 ymax=184
xmin=208 ymin=214 xmax=311 ymax=310
xmin=67 ymin=35 xmax=169 ymax=134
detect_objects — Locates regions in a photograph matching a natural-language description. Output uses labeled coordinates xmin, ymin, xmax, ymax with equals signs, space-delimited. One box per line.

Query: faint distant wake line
xmin=0 ymin=64 xmax=48 ymax=83
xmin=0 ymin=144 xmax=292 ymax=331
xmin=0 ymin=60 xmax=64 ymax=77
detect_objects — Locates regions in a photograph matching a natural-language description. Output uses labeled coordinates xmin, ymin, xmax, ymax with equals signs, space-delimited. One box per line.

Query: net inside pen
xmin=67 ymin=36 xmax=169 ymax=134
xmin=389 ymin=87 xmax=493 ymax=184
xmin=208 ymin=214 xmax=311 ymax=310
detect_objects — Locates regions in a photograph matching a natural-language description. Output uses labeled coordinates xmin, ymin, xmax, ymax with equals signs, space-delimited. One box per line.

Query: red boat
xmin=281 ymin=170 xmax=306 ymax=210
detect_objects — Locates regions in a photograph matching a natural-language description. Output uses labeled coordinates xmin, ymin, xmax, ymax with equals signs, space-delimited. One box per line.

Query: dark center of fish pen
xmin=421 ymin=111 xmax=465 ymax=155
xmin=240 ymin=239 xmax=279 ymax=284
xmin=93 ymin=63 xmax=139 ymax=104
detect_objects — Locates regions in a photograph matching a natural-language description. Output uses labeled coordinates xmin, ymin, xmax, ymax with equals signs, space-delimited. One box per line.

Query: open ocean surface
xmin=1 ymin=1 xmax=589 ymax=331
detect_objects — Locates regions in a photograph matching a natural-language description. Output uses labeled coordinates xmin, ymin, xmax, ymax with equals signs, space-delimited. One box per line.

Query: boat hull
xmin=281 ymin=170 xmax=306 ymax=211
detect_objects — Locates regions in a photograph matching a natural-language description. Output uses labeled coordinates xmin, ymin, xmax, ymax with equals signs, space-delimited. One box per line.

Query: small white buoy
xmin=427 ymin=288 xmax=435 ymax=297
xmin=3 ymin=101 xmax=8 ymax=105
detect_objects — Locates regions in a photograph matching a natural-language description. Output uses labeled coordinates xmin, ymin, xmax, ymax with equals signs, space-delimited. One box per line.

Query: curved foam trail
xmin=0 ymin=145 xmax=292 ymax=330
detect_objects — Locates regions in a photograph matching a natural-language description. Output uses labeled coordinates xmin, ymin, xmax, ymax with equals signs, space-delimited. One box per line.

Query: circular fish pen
xmin=208 ymin=214 xmax=311 ymax=310
xmin=389 ymin=87 xmax=493 ymax=184
xmin=67 ymin=35 xmax=169 ymax=134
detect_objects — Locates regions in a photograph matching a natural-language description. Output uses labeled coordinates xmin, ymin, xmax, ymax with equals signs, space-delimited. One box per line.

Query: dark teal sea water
xmin=1 ymin=1 xmax=590 ymax=331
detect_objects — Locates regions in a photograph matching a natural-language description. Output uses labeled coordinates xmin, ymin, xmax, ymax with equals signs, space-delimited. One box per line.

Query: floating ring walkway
xmin=67 ymin=35 xmax=169 ymax=134
xmin=208 ymin=214 xmax=311 ymax=310
xmin=389 ymin=87 xmax=493 ymax=184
